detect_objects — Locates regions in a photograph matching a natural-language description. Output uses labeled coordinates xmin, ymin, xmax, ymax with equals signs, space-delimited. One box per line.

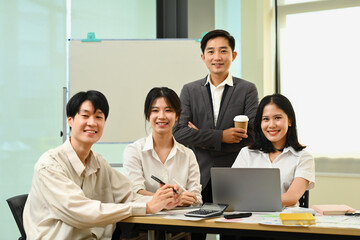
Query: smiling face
xmin=148 ymin=97 xmax=177 ymax=136
xmin=261 ymin=103 xmax=292 ymax=150
xmin=68 ymin=100 xmax=105 ymax=149
xmin=201 ymin=36 xmax=237 ymax=80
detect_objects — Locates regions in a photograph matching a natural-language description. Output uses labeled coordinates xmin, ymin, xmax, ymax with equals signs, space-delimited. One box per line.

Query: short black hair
xmin=66 ymin=90 xmax=109 ymax=120
xmin=144 ymin=87 xmax=181 ymax=120
xmin=249 ymin=93 xmax=305 ymax=153
xmin=200 ymin=29 xmax=235 ymax=53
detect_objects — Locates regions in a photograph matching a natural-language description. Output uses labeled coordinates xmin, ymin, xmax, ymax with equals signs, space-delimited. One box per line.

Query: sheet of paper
xmin=216 ymin=212 xmax=281 ymax=224
xmin=148 ymin=208 xmax=360 ymax=228
xmin=155 ymin=208 xmax=200 ymax=215
xmin=148 ymin=207 xmax=203 ymax=221
xmin=315 ymin=215 xmax=360 ymax=229
xmin=162 ymin=215 xmax=204 ymax=221
xmin=216 ymin=212 xmax=360 ymax=229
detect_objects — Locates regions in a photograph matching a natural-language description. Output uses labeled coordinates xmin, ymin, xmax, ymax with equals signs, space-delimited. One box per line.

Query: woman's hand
xmin=146 ymin=184 xmax=180 ymax=214
xmin=177 ymin=191 xmax=199 ymax=207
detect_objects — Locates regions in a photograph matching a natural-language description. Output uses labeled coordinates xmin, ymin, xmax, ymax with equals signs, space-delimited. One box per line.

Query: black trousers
xmin=112 ymin=223 xmax=140 ymax=239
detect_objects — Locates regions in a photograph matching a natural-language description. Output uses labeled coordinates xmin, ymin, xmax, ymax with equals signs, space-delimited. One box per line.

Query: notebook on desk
xmin=211 ymin=168 xmax=283 ymax=212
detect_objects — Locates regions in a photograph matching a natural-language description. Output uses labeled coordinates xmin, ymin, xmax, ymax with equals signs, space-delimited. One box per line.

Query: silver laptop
xmin=211 ymin=168 xmax=282 ymax=212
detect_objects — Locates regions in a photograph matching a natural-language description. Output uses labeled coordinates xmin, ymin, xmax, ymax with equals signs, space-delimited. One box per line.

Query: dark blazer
xmin=173 ymin=76 xmax=259 ymax=188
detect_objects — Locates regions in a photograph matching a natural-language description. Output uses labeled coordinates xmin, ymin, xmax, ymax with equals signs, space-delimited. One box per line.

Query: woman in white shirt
xmin=123 ymin=87 xmax=202 ymax=206
xmin=232 ymin=93 xmax=315 ymax=207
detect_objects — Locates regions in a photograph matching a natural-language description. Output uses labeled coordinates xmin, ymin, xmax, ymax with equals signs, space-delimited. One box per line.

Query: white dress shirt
xmin=232 ymin=146 xmax=315 ymax=194
xmin=123 ymin=134 xmax=202 ymax=203
xmin=23 ymin=139 xmax=150 ymax=240
xmin=205 ymin=73 xmax=233 ymax=126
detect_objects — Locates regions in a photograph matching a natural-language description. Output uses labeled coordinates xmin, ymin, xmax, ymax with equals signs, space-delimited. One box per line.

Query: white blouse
xmin=123 ymin=134 xmax=202 ymax=203
xmin=232 ymin=146 xmax=315 ymax=194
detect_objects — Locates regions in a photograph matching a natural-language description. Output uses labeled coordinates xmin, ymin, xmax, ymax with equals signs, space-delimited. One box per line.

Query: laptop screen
xmin=211 ymin=168 xmax=282 ymax=212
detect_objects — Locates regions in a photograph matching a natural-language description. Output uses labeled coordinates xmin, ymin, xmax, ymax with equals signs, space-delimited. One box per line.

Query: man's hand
xmin=146 ymin=184 xmax=180 ymax=214
xmin=188 ymin=121 xmax=199 ymax=130
xmin=222 ymin=127 xmax=248 ymax=143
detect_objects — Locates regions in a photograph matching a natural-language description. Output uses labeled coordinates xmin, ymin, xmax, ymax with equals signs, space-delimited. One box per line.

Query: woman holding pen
xmin=123 ymin=87 xmax=202 ymax=207
xmin=232 ymin=93 xmax=315 ymax=207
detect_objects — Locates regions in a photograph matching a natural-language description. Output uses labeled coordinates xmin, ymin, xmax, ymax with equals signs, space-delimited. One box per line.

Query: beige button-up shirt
xmin=24 ymin=140 xmax=150 ymax=240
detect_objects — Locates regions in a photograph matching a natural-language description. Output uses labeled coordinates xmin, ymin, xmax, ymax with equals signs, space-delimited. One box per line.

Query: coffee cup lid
xmin=233 ymin=115 xmax=249 ymax=122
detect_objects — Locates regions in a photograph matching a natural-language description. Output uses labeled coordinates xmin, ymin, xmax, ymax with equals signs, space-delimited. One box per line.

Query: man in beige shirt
xmin=23 ymin=90 xmax=179 ymax=240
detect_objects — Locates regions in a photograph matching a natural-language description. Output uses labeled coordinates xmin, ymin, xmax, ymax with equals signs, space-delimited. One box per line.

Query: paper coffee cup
xmin=233 ymin=115 xmax=249 ymax=130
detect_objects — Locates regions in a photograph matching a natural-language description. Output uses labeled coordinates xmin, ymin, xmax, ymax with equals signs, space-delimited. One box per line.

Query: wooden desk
xmin=122 ymin=215 xmax=360 ymax=239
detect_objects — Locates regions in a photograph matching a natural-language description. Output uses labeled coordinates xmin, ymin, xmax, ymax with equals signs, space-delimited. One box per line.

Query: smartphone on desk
xmin=223 ymin=212 xmax=252 ymax=219
xmin=184 ymin=203 xmax=228 ymax=218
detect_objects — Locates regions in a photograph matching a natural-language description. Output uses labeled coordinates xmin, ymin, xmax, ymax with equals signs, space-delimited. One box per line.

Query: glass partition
xmin=70 ymin=0 xmax=156 ymax=39
xmin=0 ymin=1 xmax=66 ymax=238
xmin=278 ymin=0 xmax=360 ymax=173
xmin=1 ymin=0 xmax=156 ymax=238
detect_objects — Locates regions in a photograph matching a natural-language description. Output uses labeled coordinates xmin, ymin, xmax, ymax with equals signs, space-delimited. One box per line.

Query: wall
xmin=215 ymin=0 xmax=242 ymax=79
xmin=71 ymin=0 xmax=156 ymax=39
xmin=241 ymin=0 xmax=275 ymax=98
xmin=188 ymin=0 xmax=215 ymax=39
xmin=311 ymin=174 xmax=360 ymax=209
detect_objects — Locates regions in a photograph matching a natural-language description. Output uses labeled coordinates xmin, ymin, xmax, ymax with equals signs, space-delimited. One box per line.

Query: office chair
xmin=299 ymin=190 xmax=309 ymax=208
xmin=6 ymin=194 xmax=28 ymax=240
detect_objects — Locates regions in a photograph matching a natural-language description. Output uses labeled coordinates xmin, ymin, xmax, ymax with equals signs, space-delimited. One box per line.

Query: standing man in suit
xmin=173 ymin=29 xmax=259 ymax=204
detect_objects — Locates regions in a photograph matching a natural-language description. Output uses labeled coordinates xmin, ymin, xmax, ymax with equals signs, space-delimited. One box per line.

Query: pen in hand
xmin=173 ymin=178 xmax=201 ymax=206
xmin=151 ymin=175 xmax=179 ymax=194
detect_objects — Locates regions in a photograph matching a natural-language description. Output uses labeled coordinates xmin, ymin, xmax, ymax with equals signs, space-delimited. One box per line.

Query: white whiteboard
xmin=69 ymin=39 xmax=208 ymax=142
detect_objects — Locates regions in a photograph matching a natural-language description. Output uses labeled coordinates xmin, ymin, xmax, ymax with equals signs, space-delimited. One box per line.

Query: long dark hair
xmin=249 ymin=93 xmax=305 ymax=153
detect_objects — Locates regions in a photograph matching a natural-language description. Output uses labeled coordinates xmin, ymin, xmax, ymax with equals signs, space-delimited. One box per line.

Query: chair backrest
xmin=6 ymin=194 xmax=28 ymax=240
xmin=298 ymin=190 xmax=309 ymax=208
